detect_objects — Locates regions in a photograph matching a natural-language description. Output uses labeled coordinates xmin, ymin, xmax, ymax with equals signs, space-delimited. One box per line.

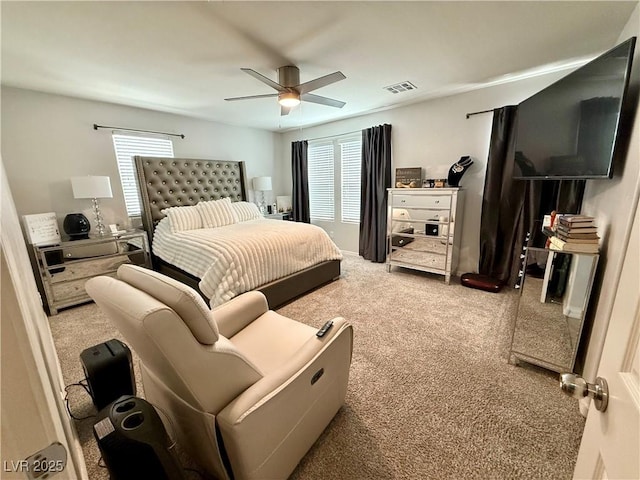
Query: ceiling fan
xmin=224 ymin=65 xmax=346 ymax=115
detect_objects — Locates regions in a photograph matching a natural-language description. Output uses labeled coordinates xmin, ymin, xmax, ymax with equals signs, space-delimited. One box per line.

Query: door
xmin=0 ymin=162 xmax=86 ymax=478
xmin=572 ymin=201 xmax=639 ymax=479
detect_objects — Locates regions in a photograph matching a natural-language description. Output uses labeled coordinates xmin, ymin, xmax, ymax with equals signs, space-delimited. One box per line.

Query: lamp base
xmin=257 ymin=191 xmax=267 ymax=215
xmin=92 ymin=198 xmax=107 ymax=236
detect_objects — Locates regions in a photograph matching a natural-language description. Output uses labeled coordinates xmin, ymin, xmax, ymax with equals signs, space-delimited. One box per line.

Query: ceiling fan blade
xmin=224 ymin=93 xmax=279 ymax=102
xmin=280 ymin=105 xmax=292 ymax=116
xmin=301 ymin=93 xmax=346 ymax=109
xmin=241 ymin=68 xmax=285 ymax=92
xmin=297 ymin=71 xmax=346 ymax=94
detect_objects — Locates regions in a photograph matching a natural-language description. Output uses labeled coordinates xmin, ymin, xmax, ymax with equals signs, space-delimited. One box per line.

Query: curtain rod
xmin=303 ymin=129 xmax=362 ymax=143
xmin=93 ymin=124 xmax=185 ymax=139
xmin=465 ymin=109 xmax=495 ymax=119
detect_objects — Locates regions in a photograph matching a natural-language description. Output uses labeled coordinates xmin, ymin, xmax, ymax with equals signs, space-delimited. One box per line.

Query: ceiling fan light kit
xmin=278 ymin=91 xmax=301 ymax=107
xmin=225 ymin=65 xmax=346 ymax=115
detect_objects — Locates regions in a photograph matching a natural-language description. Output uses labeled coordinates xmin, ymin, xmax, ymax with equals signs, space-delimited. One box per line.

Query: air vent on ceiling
xmin=384 ymin=81 xmax=417 ymax=94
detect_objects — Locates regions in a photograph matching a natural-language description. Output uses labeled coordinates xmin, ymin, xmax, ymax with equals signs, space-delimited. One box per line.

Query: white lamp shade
xmin=253 ymin=176 xmax=272 ymax=191
xmin=71 ymin=176 xmax=113 ymax=199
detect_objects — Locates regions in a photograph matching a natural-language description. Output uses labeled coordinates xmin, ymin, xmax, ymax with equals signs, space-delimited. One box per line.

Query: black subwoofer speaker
xmin=93 ymin=395 xmax=186 ymax=480
xmin=80 ymin=339 xmax=136 ymax=410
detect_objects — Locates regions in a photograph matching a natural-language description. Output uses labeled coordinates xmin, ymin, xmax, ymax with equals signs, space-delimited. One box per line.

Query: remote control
xmin=316 ymin=320 xmax=334 ymax=337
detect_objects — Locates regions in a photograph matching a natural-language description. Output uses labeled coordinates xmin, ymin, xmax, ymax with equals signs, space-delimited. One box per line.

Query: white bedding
xmin=152 ymin=218 xmax=343 ymax=307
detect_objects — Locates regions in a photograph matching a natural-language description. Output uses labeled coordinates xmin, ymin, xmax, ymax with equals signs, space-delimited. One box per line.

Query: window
xmin=308 ymin=135 xmax=361 ymax=224
xmin=340 ymin=139 xmax=362 ymax=223
xmin=112 ymin=134 xmax=174 ymax=216
xmin=308 ymin=142 xmax=335 ymax=221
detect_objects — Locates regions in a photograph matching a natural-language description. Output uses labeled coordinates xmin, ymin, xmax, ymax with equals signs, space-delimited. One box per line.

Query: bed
xmin=134 ymin=156 xmax=342 ymax=308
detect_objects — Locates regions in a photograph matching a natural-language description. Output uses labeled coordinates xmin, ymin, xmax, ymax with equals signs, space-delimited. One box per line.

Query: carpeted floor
xmin=49 ymin=253 xmax=585 ymax=479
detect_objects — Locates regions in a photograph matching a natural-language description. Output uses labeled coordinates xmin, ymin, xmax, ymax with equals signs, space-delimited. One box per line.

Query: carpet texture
xmin=49 ymin=254 xmax=585 ymax=479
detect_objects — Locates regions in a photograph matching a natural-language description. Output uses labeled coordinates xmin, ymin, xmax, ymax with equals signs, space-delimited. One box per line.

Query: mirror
xmin=509 ymin=247 xmax=598 ymax=373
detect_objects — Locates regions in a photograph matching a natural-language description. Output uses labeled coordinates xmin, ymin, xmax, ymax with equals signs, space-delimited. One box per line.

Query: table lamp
xmin=70 ymin=176 xmax=113 ymax=236
xmin=253 ymin=176 xmax=272 ymax=214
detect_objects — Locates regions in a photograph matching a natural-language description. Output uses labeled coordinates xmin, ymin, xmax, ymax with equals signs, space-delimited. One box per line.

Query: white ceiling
xmin=2 ymin=1 xmax=636 ymax=132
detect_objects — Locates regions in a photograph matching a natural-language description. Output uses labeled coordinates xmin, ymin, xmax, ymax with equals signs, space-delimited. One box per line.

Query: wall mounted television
xmin=513 ymin=36 xmax=636 ymax=180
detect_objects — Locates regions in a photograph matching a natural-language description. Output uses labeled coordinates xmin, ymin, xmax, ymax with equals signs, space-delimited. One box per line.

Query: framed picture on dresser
xmin=276 ymin=195 xmax=292 ymax=213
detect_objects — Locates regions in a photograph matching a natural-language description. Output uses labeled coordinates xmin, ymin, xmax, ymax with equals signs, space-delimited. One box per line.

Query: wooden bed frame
xmin=134 ymin=156 xmax=340 ymax=308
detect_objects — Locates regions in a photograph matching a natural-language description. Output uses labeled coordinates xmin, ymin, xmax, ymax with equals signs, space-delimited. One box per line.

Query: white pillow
xmin=197 ymin=197 xmax=236 ymax=228
xmin=230 ymin=201 xmax=262 ymax=222
xmin=160 ymin=205 xmax=203 ymax=232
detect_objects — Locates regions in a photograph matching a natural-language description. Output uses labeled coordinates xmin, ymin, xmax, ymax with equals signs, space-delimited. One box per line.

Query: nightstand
xmin=32 ymin=230 xmax=150 ymax=315
xmin=264 ymin=212 xmax=291 ymax=220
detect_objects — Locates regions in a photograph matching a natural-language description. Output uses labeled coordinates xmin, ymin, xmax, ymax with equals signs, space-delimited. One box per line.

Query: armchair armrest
xmin=213 ymin=291 xmax=269 ymax=338
xmin=216 ymin=318 xmax=353 ymax=479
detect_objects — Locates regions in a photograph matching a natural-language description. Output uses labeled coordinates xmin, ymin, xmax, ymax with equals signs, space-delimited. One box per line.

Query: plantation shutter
xmin=112 ymin=134 xmax=174 ymax=216
xmin=308 ymin=142 xmax=335 ymax=221
xmin=340 ymin=138 xmax=362 ymax=223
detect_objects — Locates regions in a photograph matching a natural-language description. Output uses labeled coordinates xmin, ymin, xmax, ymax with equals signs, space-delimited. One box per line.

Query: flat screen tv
xmin=513 ymin=36 xmax=636 ymax=180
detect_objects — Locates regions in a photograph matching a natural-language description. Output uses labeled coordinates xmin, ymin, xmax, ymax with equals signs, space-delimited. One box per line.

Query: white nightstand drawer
xmin=49 ymin=256 xmax=133 ymax=283
xmin=51 ymin=273 xmax=118 ymax=302
xmin=51 ymin=278 xmax=89 ymax=302
xmin=392 ymin=193 xmax=451 ymax=209
xmin=62 ymin=241 xmax=118 ymax=259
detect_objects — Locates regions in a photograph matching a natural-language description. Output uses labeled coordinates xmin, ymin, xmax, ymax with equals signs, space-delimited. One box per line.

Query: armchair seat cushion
xmin=230 ymin=310 xmax=316 ymax=374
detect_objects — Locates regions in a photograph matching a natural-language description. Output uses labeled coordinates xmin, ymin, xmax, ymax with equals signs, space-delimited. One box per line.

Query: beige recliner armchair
xmin=85 ymin=264 xmax=353 ymax=480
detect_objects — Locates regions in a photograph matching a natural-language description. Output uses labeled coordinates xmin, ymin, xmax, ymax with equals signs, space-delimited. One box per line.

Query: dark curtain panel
xmin=291 ymin=140 xmax=310 ymax=223
xmin=359 ymin=124 xmax=392 ymax=262
xmin=479 ymin=106 xmax=523 ymax=283
xmin=479 ymin=107 xmax=585 ymax=285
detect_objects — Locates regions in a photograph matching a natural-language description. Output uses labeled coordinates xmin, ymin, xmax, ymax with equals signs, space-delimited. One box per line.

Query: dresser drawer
xmin=392 ymin=194 xmax=451 ymax=209
xmin=389 ymin=249 xmax=446 ymax=270
xmin=51 ymin=273 xmax=118 ymax=302
xmin=62 ymin=241 xmax=119 ymax=259
xmin=49 ymin=255 xmax=133 ymax=283
xmin=51 ymin=278 xmax=89 ymax=302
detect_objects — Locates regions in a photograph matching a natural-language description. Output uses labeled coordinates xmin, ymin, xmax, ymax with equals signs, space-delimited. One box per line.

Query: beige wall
xmin=278 ymin=70 xmax=569 ymax=267
xmin=1 ymin=87 xmax=278 ymax=230
xmin=580 ymin=4 xmax=640 ymax=380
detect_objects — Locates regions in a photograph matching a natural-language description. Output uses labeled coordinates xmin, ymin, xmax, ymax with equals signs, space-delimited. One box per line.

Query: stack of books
xmin=550 ymin=214 xmax=599 ymax=253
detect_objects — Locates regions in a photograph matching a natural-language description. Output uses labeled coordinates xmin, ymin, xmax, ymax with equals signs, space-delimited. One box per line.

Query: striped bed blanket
xmin=152 ymin=217 xmax=343 ymax=307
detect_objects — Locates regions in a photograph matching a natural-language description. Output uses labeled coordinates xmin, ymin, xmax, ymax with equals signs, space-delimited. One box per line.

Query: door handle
xmin=559 ymin=373 xmax=608 ymax=412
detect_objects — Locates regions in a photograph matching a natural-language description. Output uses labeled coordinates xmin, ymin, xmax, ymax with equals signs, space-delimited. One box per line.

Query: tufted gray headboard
xmin=134 ymin=156 xmax=247 ymax=243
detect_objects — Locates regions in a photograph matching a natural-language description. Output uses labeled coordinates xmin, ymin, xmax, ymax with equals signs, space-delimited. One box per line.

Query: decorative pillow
xmin=197 ymin=197 xmax=236 ymax=228
xmin=160 ymin=205 xmax=202 ymax=232
xmin=230 ymin=201 xmax=262 ymax=222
